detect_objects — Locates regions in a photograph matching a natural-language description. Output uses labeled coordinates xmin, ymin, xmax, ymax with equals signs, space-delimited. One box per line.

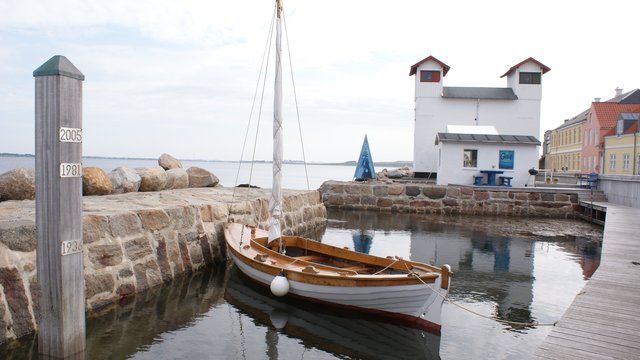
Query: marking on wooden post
xmin=34 ymin=55 xmax=86 ymax=358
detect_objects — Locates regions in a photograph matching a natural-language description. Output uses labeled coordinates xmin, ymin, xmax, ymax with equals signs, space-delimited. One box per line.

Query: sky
xmin=1 ymin=0 xmax=639 ymax=163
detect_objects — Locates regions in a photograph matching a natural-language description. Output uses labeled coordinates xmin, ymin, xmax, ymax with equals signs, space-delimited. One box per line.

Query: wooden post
xmin=34 ymin=55 xmax=85 ymax=358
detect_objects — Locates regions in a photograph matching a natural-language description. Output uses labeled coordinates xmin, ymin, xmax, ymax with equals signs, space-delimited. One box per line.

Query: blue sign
xmin=499 ymin=150 xmax=514 ymax=170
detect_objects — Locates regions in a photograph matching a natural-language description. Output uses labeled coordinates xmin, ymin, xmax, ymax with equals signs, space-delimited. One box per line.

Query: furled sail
xmin=268 ymin=0 xmax=284 ymax=243
xmin=354 ymin=134 xmax=376 ymax=181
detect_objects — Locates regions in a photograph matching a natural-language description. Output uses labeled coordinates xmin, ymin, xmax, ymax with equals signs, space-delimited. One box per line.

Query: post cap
xmin=33 ymin=55 xmax=85 ymax=80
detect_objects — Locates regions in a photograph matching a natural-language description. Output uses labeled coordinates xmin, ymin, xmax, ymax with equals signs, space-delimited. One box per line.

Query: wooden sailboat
xmin=224 ymin=0 xmax=451 ymax=333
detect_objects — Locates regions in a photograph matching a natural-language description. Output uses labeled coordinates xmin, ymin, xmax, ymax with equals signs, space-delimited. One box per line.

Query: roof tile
xmin=593 ymin=103 xmax=640 ymax=128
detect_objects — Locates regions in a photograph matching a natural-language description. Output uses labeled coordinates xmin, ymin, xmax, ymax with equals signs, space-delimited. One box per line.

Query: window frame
xmin=463 ymin=149 xmax=478 ymax=168
xmin=420 ymin=70 xmax=440 ymax=83
xmin=519 ymin=72 xmax=541 ymax=84
xmin=623 ymin=153 xmax=630 ymax=169
xmin=610 ymin=154 xmax=616 ymax=170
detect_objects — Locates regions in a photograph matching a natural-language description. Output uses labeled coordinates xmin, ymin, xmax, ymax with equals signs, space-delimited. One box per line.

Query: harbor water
xmin=0 ymin=205 xmax=602 ymax=359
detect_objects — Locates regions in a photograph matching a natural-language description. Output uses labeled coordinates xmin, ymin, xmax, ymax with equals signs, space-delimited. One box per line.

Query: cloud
xmin=1 ymin=0 xmax=640 ymax=163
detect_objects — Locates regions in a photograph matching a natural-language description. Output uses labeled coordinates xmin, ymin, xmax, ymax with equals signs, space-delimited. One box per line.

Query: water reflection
xmin=324 ymin=209 xmax=602 ymax=331
xmin=225 ymin=269 xmax=440 ymax=360
xmin=351 ymin=230 xmax=374 ymax=254
xmin=84 ymin=265 xmax=228 ymax=359
xmin=0 ymin=265 xmax=229 ymax=360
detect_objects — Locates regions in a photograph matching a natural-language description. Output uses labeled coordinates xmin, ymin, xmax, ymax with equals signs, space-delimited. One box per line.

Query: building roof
xmin=409 ymin=55 xmax=450 ymax=76
xmin=592 ymin=103 xmax=640 ymax=128
xmin=442 ymin=87 xmax=518 ymax=100
xmin=618 ymin=89 xmax=640 ymax=104
xmin=500 ymin=57 xmax=551 ymax=78
xmin=553 ymin=89 xmax=640 ymax=131
xmin=603 ymin=121 xmax=638 ymax=138
xmin=435 ymin=133 xmax=540 ymax=145
xmin=553 ymin=108 xmax=589 ymax=130
xmin=618 ymin=112 xmax=640 ymax=121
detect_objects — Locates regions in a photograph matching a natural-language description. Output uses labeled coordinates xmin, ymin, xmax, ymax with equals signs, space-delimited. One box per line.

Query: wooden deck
xmin=533 ymin=203 xmax=640 ymax=359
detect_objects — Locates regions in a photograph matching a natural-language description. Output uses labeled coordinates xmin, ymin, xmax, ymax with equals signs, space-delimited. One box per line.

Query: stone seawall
xmin=319 ymin=180 xmax=580 ymax=217
xmin=0 ymin=187 xmax=326 ymax=344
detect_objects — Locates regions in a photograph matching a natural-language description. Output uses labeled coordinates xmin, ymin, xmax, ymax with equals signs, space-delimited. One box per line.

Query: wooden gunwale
xmin=224 ymin=223 xmax=440 ymax=287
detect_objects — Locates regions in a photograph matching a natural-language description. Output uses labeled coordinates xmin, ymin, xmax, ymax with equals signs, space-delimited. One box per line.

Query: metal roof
xmin=442 ymin=87 xmax=518 ymax=100
xmin=435 ymin=132 xmax=541 ymax=145
xmin=618 ymin=112 xmax=640 ymax=121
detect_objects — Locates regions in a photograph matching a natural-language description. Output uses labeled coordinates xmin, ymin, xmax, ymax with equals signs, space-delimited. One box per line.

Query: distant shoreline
xmin=0 ymin=153 xmax=412 ymax=168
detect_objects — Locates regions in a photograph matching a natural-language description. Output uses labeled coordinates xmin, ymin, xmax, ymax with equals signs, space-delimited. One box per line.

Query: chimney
xmin=594 ymin=97 xmax=601 ymax=102
xmin=615 ymin=87 xmax=623 ymax=97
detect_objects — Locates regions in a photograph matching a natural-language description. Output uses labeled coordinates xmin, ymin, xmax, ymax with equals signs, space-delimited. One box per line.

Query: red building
xmin=581 ymin=90 xmax=640 ymax=173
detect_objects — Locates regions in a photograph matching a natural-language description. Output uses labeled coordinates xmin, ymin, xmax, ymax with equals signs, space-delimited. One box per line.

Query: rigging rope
xmin=229 ymin=3 xmax=277 ymax=226
xmin=282 ymin=10 xmax=310 ymax=191
xmin=408 ymin=272 xmax=558 ymax=328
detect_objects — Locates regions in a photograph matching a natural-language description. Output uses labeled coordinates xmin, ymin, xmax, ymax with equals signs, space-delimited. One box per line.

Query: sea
xmin=0 ymin=155 xmax=357 ymax=190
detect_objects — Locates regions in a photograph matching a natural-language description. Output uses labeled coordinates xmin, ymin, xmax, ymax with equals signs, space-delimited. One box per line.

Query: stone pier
xmin=319 ymin=180 xmax=581 ymax=218
xmin=0 ymin=187 xmax=326 ymax=344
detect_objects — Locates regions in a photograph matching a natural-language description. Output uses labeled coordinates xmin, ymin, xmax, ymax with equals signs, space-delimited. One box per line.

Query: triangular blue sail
xmin=354 ymin=135 xmax=376 ymax=180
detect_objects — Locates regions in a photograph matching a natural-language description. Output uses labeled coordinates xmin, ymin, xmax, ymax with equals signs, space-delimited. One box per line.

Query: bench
xmin=499 ymin=176 xmax=513 ymax=187
xmin=473 ymin=175 xmax=484 ymax=186
xmin=578 ymin=173 xmax=598 ymax=189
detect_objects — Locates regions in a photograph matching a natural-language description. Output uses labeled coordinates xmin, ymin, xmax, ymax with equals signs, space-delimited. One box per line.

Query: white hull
xmin=229 ymin=250 xmax=447 ymax=330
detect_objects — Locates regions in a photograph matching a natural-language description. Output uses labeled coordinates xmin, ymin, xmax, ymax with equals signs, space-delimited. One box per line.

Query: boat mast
xmin=268 ymin=0 xmax=283 ymax=244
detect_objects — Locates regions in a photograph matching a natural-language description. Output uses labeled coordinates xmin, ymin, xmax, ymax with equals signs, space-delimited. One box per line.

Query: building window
xmin=623 ymin=153 xmax=630 ymax=170
xmin=463 ymin=149 xmax=478 ymax=168
xmin=420 ymin=70 xmax=440 ymax=83
xmin=610 ymin=154 xmax=616 ymax=170
xmin=617 ymin=120 xmax=624 ymax=135
xmin=519 ymin=72 xmax=541 ymax=84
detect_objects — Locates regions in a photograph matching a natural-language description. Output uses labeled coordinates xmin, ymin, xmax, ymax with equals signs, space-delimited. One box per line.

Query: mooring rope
xmin=373 ymin=257 xmax=400 ymax=275
xmin=409 ymin=272 xmax=558 ymax=328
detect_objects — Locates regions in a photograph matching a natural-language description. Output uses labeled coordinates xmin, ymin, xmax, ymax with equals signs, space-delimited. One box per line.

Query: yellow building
xmin=603 ymin=113 xmax=640 ymax=175
xmin=547 ymin=110 xmax=585 ymax=172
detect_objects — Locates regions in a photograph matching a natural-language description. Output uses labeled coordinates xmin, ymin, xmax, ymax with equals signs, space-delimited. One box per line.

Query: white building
xmin=410 ymin=56 xmax=549 ymax=178
xmin=435 ymin=126 xmax=541 ymax=186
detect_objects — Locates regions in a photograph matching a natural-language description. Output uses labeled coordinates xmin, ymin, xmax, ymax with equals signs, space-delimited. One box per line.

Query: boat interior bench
xmin=294 ymin=254 xmax=377 ymax=274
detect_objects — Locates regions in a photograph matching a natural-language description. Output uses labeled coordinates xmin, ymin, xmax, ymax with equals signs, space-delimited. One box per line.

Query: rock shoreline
xmin=0 ymin=153 xmax=222 ymax=201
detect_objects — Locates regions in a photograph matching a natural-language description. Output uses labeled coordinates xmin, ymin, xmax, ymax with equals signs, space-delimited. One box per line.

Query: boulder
xmin=381 ymin=166 xmax=413 ymax=179
xmin=186 ymin=167 xmax=219 ymax=188
xmin=165 ymin=168 xmax=189 ymax=190
xmin=135 ymin=167 xmax=167 ymax=192
xmin=0 ymin=168 xmax=35 ymax=201
xmin=158 ymin=153 xmax=182 ymax=170
xmin=82 ymin=167 xmax=113 ymax=196
xmin=109 ymin=166 xmax=141 ymax=194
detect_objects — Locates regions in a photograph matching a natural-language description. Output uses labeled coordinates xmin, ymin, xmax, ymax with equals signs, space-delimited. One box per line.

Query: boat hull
xmin=230 ymin=251 xmax=445 ymax=332
xmin=224 ymin=222 xmax=449 ymax=333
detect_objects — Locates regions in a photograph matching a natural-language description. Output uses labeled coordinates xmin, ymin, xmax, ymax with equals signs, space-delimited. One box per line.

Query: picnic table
xmin=480 ymin=170 xmax=503 ymax=186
